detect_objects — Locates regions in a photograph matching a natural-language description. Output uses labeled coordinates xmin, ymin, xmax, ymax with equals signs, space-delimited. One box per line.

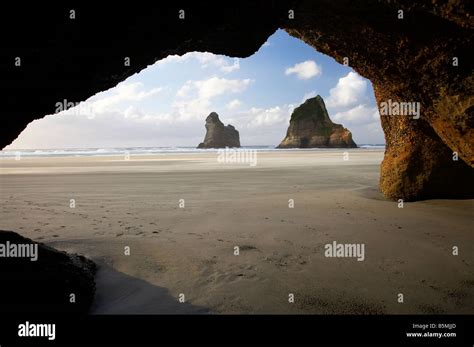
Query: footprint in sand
xmin=239 ymin=245 xmax=258 ymax=252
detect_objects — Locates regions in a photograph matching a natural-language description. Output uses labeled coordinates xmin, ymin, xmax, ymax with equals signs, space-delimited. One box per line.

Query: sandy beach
xmin=1 ymin=149 xmax=473 ymax=314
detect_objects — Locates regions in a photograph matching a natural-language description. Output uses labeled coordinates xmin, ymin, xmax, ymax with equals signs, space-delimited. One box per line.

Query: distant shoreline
xmin=0 ymin=145 xmax=386 ymax=158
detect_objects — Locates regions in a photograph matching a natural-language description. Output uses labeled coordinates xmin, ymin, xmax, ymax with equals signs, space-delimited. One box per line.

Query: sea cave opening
xmin=1 ymin=12 xmax=472 ymax=316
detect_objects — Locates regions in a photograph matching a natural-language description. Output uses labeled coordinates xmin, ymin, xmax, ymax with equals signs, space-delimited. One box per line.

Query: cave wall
xmin=284 ymin=0 xmax=473 ymax=200
xmin=1 ymin=1 xmax=472 ymax=200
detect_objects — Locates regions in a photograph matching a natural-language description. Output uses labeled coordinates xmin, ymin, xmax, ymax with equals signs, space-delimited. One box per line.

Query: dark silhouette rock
xmin=0 ymin=230 xmax=96 ymax=313
xmin=277 ymin=96 xmax=357 ymax=148
xmin=197 ymin=112 xmax=240 ymax=148
xmin=1 ymin=1 xmax=472 ymax=200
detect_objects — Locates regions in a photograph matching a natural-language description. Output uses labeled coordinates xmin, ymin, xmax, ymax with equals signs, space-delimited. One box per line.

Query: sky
xmin=6 ymin=29 xmax=384 ymax=149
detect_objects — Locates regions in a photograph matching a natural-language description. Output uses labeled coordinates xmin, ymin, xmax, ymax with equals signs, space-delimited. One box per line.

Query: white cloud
xmin=246 ymin=106 xmax=289 ymax=127
xmin=176 ymin=84 xmax=193 ymax=98
xmin=194 ymin=54 xmax=239 ymax=73
xmin=330 ymin=104 xmax=383 ymax=144
xmin=332 ymin=104 xmax=379 ymax=126
xmin=285 ymin=60 xmax=321 ymax=80
xmin=177 ymin=77 xmax=251 ymax=100
xmin=326 ymin=72 xmax=367 ymax=108
xmin=66 ymin=82 xmax=163 ymax=116
xmin=172 ymin=97 xmax=212 ymax=121
xmin=174 ymin=77 xmax=252 ymax=121
xmin=123 ymin=106 xmax=173 ymax=123
xmin=221 ymin=58 xmax=240 ymax=73
xmin=155 ymin=52 xmax=240 ymax=73
xmin=226 ymin=99 xmax=242 ymax=110
xmin=228 ymin=105 xmax=292 ymax=129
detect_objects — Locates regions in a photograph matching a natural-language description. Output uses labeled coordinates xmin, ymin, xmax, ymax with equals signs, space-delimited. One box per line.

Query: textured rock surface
xmin=278 ymin=96 xmax=357 ymax=148
xmin=284 ymin=0 xmax=474 ymax=200
xmin=0 ymin=230 xmax=96 ymax=313
xmin=0 ymin=1 xmax=472 ymax=200
xmin=198 ymin=112 xmax=240 ymax=148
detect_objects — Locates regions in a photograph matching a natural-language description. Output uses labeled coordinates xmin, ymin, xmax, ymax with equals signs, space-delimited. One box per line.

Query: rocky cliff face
xmin=1 ymin=1 xmax=472 ymax=200
xmin=197 ymin=112 xmax=240 ymax=148
xmin=0 ymin=230 xmax=96 ymax=313
xmin=278 ymin=96 xmax=357 ymax=148
xmin=284 ymin=0 xmax=473 ymax=200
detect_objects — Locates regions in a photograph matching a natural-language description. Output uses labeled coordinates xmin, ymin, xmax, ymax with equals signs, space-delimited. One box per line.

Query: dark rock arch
xmin=1 ymin=0 xmax=472 ymax=200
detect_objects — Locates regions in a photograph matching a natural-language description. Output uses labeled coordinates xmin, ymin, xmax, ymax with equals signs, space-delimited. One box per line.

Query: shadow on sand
xmin=92 ymin=264 xmax=211 ymax=314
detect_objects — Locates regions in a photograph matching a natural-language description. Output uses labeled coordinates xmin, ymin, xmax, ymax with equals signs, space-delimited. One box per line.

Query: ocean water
xmin=0 ymin=145 xmax=385 ymax=158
